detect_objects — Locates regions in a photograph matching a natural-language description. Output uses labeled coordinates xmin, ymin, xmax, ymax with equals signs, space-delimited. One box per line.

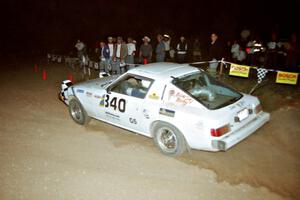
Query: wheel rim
xmin=157 ymin=127 xmax=178 ymax=153
xmin=70 ymin=102 xmax=83 ymax=122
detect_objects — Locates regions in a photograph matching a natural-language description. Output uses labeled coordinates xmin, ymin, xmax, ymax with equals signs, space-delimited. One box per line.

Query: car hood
xmin=73 ymin=75 xmax=119 ymax=90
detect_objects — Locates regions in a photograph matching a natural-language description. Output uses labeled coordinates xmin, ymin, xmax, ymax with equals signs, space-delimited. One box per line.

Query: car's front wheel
xmin=68 ymin=97 xmax=90 ymax=125
xmin=153 ymin=122 xmax=186 ymax=156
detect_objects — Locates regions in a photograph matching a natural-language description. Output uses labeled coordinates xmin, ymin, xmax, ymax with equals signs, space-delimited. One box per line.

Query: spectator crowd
xmin=74 ymin=28 xmax=299 ymax=76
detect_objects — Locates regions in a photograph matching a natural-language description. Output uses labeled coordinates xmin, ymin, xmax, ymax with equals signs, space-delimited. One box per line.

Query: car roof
xmin=128 ymin=62 xmax=200 ymax=81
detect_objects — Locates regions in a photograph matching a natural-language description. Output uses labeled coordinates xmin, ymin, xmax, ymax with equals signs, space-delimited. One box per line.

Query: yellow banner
xmin=276 ymin=71 xmax=298 ymax=85
xmin=229 ymin=64 xmax=250 ymax=77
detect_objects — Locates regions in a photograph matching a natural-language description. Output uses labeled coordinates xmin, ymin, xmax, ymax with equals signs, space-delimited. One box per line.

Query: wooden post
xmin=218 ymin=58 xmax=225 ymax=79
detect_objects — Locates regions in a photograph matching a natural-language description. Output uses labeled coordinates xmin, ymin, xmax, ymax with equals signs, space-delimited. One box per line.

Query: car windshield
xmin=172 ymin=71 xmax=242 ymax=109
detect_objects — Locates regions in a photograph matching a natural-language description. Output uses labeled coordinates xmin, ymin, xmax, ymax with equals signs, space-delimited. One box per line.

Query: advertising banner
xmin=276 ymin=71 xmax=298 ymax=85
xmin=229 ymin=64 xmax=250 ymax=77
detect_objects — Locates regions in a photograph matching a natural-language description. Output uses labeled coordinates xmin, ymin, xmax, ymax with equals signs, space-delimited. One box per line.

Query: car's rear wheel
xmin=68 ymin=97 xmax=90 ymax=125
xmin=153 ymin=122 xmax=186 ymax=156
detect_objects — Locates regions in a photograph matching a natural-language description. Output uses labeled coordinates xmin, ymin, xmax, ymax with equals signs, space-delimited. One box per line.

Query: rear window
xmin=172 ymin=71 xmax=242 ymax=109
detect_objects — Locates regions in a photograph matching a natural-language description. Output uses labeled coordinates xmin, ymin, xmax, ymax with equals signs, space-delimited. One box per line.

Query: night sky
xmin=2 ymin=0 xmax=299 ymax=56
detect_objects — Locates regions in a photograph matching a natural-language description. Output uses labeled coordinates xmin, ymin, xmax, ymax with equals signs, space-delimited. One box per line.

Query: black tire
xmin=68 ymin=97 xmax=91 ymax=125
xmin=153 ymin=122 xmax=186 ymax=156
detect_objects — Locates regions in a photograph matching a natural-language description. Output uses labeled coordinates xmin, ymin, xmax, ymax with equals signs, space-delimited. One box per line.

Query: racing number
xmin=118 ymin=99 xmax=126 ymax=113
xmin=110 ymin=97 xmax=117 ymax=110
xmin=104 ymin=95 xmax=126 ymax=113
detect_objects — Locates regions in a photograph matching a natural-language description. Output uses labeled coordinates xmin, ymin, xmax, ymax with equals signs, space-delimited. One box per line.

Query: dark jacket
xmin=100 ymin=45 xmax=110 ymax=59
xmin=209 ymin=40 xmax=223 ymax=60
xmin=177 ymin=42 xmax=188 ymax=52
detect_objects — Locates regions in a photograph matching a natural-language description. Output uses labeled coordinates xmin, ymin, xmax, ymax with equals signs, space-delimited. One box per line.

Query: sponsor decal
xmin=94 ymin=95 xmax=101 ymax=99
xmin=86 ymin=91 xmax=93 ymax=97
xmin=168 ymin=89 xmax=193 ymax=105
xmin=129 ymin=118 xmax=137 ymax=124
xmin=76 ymin=89 xmax=84 ymax=93
xmin=143 ymin=109 xmax=150 ymax=119
xmin=148 ymin=92 xmax=160 ymax=100
xmin=99 ymin=95 xmax=105 ymax=107
xmin=229 ymin=64 xmax=250 ymax=78
xmin=276 ymin=71 xmax=298 ymax=85
xmin=105 ymin=111 xmax=120 ymax=121
xmin=159 ymin=108 xmax=175 ymax=117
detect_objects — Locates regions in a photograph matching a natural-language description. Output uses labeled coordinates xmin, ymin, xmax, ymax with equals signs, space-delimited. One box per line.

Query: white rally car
xmin=59 ymin=63 xmax=270 ymax=156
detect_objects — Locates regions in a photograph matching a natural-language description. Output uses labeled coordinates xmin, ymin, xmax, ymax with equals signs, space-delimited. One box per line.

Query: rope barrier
xmin=47 ymin=54 xmax=299 ymax=86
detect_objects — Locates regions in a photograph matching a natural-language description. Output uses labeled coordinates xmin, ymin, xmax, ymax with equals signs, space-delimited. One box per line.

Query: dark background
xmin=1 ymin=0 xmax=299 ymax=57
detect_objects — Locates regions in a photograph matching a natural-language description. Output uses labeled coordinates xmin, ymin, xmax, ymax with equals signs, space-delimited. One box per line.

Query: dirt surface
xmin=0 ymin=61 xmax=299 ymax=200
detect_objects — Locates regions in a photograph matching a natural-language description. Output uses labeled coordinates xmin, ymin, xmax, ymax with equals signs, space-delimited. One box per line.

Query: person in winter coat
xmin=176 ymin=36 xmax=188 ymax=63
xmin=99 ymin=41 xmax=110 ymax=73
xmin=208 ymin=33 xmax=223 ymax=77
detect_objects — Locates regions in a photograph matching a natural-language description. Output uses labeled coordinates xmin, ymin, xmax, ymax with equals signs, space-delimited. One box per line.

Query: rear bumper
xmin=212 ymin=111 xmax=270 ymax=151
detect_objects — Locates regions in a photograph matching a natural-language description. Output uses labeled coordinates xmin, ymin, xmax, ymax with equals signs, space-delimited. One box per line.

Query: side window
xmin=110 ymin=75 xmax=153 ymax=99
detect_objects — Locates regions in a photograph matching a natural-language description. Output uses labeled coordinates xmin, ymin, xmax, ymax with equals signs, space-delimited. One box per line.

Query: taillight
xmin=255 ymin=104 xmax=262 ymax=114
xmin=211 ymin=124 xmax=230 ymax=137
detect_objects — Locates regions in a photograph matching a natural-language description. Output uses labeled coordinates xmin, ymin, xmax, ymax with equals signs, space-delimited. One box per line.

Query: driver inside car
xmin=123 ymin=78 xmax=146 ymax=98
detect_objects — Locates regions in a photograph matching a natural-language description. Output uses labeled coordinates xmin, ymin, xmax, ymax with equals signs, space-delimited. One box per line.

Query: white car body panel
xmin=60 ymin=63 xmax=270 ymax=151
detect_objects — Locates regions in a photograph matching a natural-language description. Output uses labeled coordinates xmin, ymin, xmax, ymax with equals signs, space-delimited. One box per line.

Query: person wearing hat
xmin=139 ymin=36 xmax=152 ymax=64
xmin=176 ymin=36 xmax=188 ymax=63
xmin=112 ymin=36 xmax=128 ymax=74
xmin=156 ymin=34 xmax=165 ymax=62
xmin=163 ymin=34 xmax=171 ymax=61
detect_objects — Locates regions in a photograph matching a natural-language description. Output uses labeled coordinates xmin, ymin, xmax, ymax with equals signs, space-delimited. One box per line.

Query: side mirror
xmin=106 ymin=87 xmax=111 ymax=94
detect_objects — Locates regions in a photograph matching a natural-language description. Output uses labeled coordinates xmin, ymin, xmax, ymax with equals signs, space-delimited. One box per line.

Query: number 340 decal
xmin=104 ymin=95 xmax=126 ymax=112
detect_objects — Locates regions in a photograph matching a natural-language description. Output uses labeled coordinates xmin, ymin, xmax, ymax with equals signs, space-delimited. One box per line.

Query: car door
xmin=99 ymin=74 xmax=154 ymax=133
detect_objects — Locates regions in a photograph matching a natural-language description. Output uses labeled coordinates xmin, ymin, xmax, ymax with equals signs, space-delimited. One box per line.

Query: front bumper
xmin=58 ymin=92 xmax=68 ymax=105
xmin=212 ymin=111 xmax=270 ymax=151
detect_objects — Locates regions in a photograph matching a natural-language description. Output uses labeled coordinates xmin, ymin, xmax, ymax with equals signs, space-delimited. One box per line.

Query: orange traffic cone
xmin=42 ymin=69 xmax=47 ymax=80
xmin=34 ymin=64 xmax=38 ymax=72
xmin=143 ymin=58 xmax=148 ymax=65
xmin=68 ymin=74 xmax=74 ymax=83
